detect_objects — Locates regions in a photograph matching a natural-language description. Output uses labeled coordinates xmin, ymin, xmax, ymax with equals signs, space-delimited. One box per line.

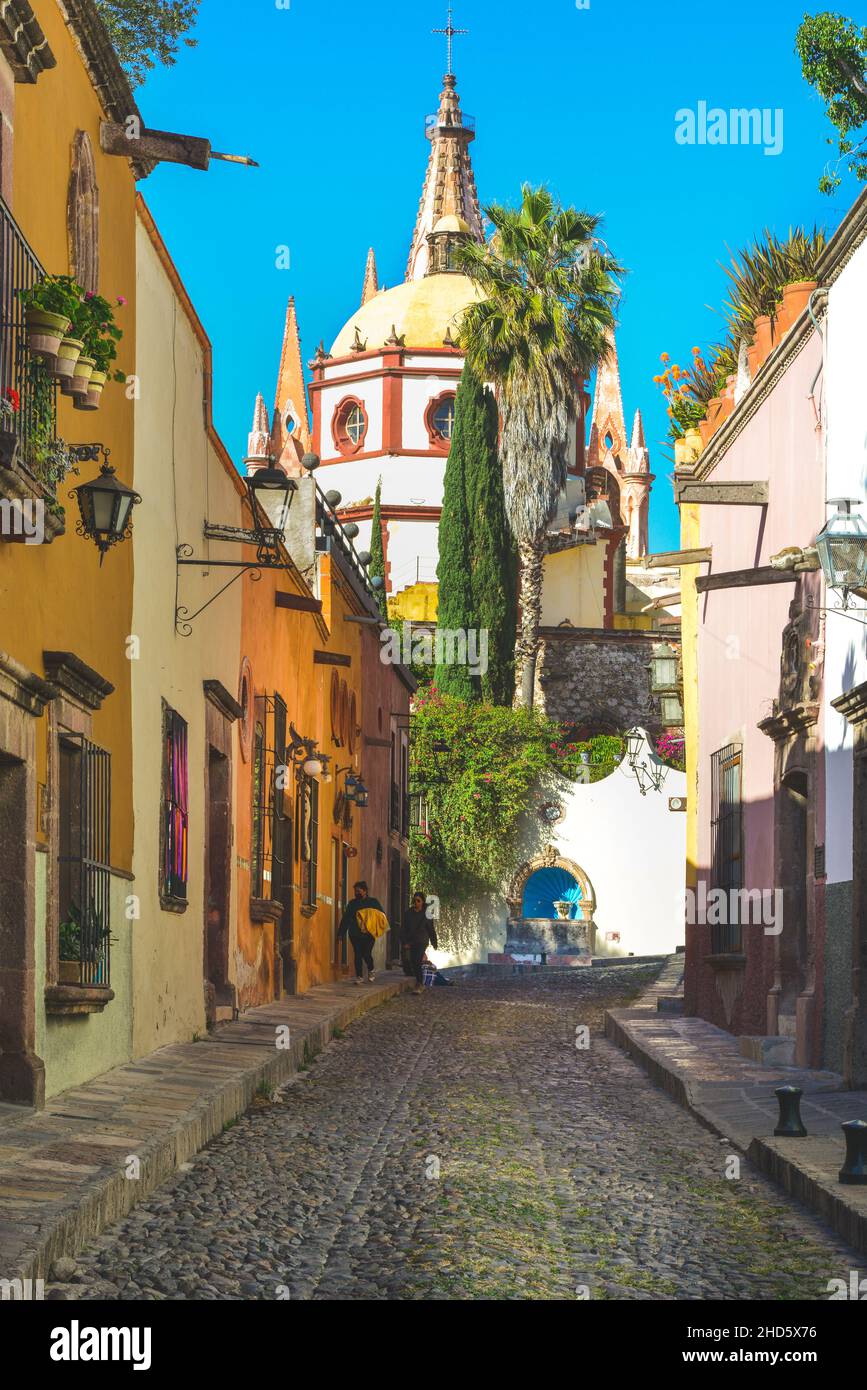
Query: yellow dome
xmin=432 ymin=213 xmax=471 ymax=234
xmin=331 ymin=274 xmax=481 ymax=356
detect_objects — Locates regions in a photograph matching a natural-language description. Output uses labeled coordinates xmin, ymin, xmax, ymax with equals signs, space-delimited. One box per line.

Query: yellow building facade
xmin=0 ymin=0 xmax=142 ymax=1102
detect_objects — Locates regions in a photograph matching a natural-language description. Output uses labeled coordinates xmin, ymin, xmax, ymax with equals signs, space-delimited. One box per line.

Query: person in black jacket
xmin=337 ymin=881 xmax=386 ymax=985
xmin=402 ymin=892 xmax=438 ymax=995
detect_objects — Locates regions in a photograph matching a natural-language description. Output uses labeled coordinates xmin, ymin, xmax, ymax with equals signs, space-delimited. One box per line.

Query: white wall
xmin=432 ymin=731 xmax=687 ymax=965
xmin=824 ymin=238 xmax=867 ymax=885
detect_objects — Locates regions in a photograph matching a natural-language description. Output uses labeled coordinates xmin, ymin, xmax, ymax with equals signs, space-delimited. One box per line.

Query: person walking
xmin=403 ymin=892 xmax=438 ymax=995
xmin=337 ymin=881 xmax=388 ymax=985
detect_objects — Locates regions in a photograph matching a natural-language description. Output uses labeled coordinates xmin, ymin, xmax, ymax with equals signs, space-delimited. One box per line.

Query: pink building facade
xmin=680 ymin=305 xmax=828 ymax=1068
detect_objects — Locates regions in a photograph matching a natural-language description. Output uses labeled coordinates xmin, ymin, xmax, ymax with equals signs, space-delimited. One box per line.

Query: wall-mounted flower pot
xmin=64 ymin=354 xmax=95 ymax=399
xmin=75 ymin=368 xmax=106 ymax=411
xmin=753 ymin=315 xmax=774 ymax=368
xmin=54 ymin=337 xmax=84 ymax=387
xmin=24 ymin=307 xmax=71 ymax=364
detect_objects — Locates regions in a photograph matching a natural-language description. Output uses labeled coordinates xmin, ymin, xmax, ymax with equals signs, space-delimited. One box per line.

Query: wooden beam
xmin=275 ymin=591 xmax=323 ymax=615
xmin=313 ymin=650 xmax=351 ymax=667
xmin=101 ymin=121 xmax=211 ymax=171
xmin=646 ymin=548 xmax=712 ymax=568
xmin=695 ymin=566 xmax=799 ymax=594
xmin=675 ymin=480 xmax=769 ymax=507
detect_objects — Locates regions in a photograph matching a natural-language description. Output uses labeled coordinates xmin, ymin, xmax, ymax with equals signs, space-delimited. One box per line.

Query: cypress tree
xmin=369 ymin=477 xmax=387 ymax=618
xmin=434 ymin=369 xmax=477 ymax=699
xmin=465 ymin=376 xmax=517 ymax=705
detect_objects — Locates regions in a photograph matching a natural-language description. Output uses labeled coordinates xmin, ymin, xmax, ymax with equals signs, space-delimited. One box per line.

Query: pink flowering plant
xmin=656 ymin=731 xmax=686 ymax=770
xmin=72 ymin=291 xmax=127 ymax=380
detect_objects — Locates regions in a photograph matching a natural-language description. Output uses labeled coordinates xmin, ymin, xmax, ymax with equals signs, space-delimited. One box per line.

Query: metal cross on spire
xmin=432 ymin=5 xmax=468 ymax=76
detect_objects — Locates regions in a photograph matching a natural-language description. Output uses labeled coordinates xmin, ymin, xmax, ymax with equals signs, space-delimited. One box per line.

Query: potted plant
xmin=74 ymin=292 xmax=125 ymax=410
xmin=18 ymin=276 xmax=79 ymax=364
xmin=58 ymin=902 xmax=111 ymax=985
xmin=0 ymin=387 xmax=20 ymax=470
xmin=58 ymin=908 xmax=82 ymax=984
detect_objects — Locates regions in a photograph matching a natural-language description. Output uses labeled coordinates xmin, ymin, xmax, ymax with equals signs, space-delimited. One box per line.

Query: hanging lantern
xmin=816 ymin=499 xmax=867 ymax=607
xmin=71 ymin=454 xmax=141 ymax=564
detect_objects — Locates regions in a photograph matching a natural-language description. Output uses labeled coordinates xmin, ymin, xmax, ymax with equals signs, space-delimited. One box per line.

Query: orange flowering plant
xmin=653 ymin=344 xmax=736 ymax=441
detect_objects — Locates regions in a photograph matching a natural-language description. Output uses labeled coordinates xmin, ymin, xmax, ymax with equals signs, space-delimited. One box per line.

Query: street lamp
xmin=246 ymin=463 xmax=296 ymax=541
xmin=70 ymin=450 xmax=141 ymax=565
xmin=625 ymin=727 xmax=665 ymax=797
xmin=815 ymin=499 xmax=867 ymax=609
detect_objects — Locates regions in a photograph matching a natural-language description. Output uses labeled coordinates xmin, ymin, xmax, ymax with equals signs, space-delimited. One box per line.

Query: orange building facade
xmin=235 ymin=475 xmax=414 ymax=1006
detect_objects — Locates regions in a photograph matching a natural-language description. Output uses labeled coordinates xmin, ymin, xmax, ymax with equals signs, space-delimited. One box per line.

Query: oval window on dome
xmin=432 ymin=397 xmax=456 ymax=441
xmin=346 ymin=405 xmax=366 ymax=445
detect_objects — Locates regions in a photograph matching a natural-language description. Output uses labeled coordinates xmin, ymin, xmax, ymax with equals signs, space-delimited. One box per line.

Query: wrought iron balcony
xmin=0 ymin=194 xmax=59 ymax=496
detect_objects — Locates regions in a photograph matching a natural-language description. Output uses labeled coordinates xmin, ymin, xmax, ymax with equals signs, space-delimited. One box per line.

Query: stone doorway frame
xmin=759 ymin=704 xmax=820 ymax=1068
xmin=831 ymin=679 xmax=867 ymax=1087
xmin=0 ymin=653 xmax=54 ymax=1106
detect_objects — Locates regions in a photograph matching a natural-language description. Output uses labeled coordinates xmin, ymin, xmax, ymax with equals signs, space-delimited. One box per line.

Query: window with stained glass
xmin=161 ymin=705 xmax=188 ymax=903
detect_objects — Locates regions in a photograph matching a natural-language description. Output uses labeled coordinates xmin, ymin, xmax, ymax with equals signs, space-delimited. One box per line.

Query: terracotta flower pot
xmin=75 ymin=368 xmax=107 ymax=411
xmin=59 ymin=960 xmax=80 ymax=985
xmin=753 ymin=315 xmax=774 ymax=368
xmin=54 ymin=336 xmax=84 ymax=385
xmin=24 ymin=307 xmax=71 ymax=364
xmin=64 ymin=354 xmax=95 ymax=399
xmin=780 ymin=280 xmax=818 ymax=334
xmin=747 ymin=342 xmax=761 ymax=380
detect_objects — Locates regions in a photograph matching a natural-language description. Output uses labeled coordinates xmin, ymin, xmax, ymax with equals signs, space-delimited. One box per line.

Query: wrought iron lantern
xmin=70 ymin=448 xmax=141 ymax=564
xmin=288 ymin=723 xmax=329 ymax=781
xmin=625 ymin=727 xmax=665 ymax=797
xmin=246 ymin=464 xmax=296 ymax=545
xmin=353 ymin=780 xmax=369 ymax=809
xmin=815 ymin=499 xmax=867 ymax=608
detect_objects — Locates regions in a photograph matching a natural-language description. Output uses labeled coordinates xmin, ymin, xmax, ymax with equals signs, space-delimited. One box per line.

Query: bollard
xmin=839 ymin=1119 xmax=867 ymax=1185
xmin=774 ymin=1085 xmax=808 ymax=1137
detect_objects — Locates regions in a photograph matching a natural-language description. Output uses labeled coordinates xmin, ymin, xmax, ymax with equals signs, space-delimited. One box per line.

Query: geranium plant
xmin=74 ymin=292 xmax=126 ymax=381
xmin=18 ymin=274 xmax=81 ymax=322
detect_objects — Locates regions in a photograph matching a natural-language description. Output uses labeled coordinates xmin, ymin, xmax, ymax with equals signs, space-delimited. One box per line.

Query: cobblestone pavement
xmin=66 ymin=965 xmax=860 ymax=1301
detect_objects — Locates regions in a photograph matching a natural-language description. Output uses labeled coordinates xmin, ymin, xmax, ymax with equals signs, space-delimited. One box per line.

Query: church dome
xmin=330 ymin=273 xmax=481 ymax=357
xmin=432 ymin=213 xmax=471 ymax=234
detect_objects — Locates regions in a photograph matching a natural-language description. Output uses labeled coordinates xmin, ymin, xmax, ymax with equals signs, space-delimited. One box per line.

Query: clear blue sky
xmin=135 ymin=0 xmax=866 ymax=552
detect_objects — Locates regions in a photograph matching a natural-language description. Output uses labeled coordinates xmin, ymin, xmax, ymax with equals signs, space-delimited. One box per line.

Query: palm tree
xmin=456 ymin=185 xmax=622 ymax=707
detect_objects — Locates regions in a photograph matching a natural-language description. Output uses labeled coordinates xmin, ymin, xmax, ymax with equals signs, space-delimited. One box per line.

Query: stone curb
xmin=604 ymin=957 xmax=867 ymax=1256
xmin=747 ymin=1136 xmax=867 ymax=1256
xmin=3 ymin=977 xmax=411 ymax=1284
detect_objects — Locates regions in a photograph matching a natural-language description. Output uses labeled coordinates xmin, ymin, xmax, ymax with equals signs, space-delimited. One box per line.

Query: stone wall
xmin=535 ymin=628 xmax=680 ymax=737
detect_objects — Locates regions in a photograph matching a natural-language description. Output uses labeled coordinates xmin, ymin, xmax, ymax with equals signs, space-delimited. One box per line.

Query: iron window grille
xmin=710 ymin=742 xmax=744 ymax=954
xmin=0 ymin=194 xmax=58 ymax=490
xmin=251 ymin=693 xmax=292 ymax=902
xmin=160 ymin=704 xmax=188 ymax=903
xmin=58 ymin=733 xmax=112 ymax=987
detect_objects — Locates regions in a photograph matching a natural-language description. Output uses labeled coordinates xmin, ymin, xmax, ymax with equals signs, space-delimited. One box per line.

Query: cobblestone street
xmin=67 ymin=965 xmax=860 ymax=1301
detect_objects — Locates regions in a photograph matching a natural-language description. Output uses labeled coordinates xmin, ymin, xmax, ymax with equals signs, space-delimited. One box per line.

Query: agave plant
xmin=721 ymin=227 xmax=827 ymax=342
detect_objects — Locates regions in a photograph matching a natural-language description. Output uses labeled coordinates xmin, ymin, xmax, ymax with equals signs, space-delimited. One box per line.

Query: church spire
xmin=270 ymin=296 xmax=310 ymax=468
xmin=245 ymin=393 xmax=271 ymax=472
xmin=406 ymin=40 xmax=483 ymax=282
xmin=587 ymin=327 xmax=627 ymax=469
xmin=361 ymin=247 xmax=379 ymax=305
